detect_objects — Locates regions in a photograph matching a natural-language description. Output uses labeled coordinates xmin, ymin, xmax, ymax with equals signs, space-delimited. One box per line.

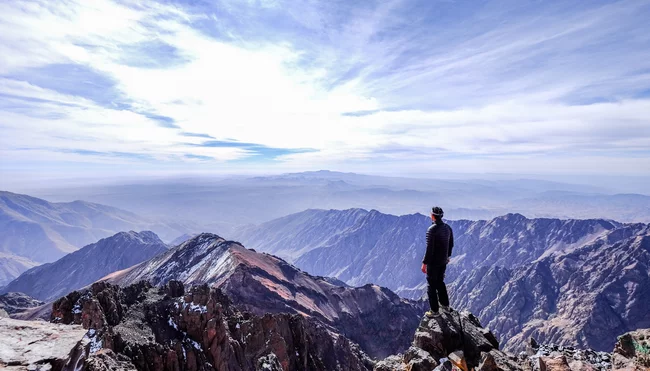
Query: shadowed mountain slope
xmin=2 ymin=231 xmax=169 ymax=301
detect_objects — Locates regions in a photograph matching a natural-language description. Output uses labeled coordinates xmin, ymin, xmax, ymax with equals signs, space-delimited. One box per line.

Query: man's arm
xmin=448 ymin=226 xmax=454 ymax=257
xmin=422 ymin=225 xmax=434 ymax=264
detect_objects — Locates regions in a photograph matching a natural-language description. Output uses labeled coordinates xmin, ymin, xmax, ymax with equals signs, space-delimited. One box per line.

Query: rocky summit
xmin=50 ymin=280 xmax=373 ymax=371
xmin=102 ymin=233 xmax=426 ymax=359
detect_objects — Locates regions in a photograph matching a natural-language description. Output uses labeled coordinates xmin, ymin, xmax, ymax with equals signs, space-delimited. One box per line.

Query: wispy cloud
xmin=0 ymin=0 xmax=649 ymax=180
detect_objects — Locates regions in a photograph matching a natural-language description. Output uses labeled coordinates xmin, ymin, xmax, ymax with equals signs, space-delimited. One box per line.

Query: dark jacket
xmin=422 ymin=220 xmax=454 ymax=266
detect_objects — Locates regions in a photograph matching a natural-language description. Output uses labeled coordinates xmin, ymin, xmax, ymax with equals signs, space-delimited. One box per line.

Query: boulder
xmin=0 ymin=317 xmax=88 ymax=370
xmin=612 ymin=329 xmax=650 ymax=370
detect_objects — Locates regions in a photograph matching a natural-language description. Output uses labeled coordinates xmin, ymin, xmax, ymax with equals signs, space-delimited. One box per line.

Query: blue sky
xmin=0 ymin=0 xmax=649 ymax=183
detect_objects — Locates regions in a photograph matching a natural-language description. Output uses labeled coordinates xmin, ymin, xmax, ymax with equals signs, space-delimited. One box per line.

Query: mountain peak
xmin=2 ymin=230 xmax=169 ymax=301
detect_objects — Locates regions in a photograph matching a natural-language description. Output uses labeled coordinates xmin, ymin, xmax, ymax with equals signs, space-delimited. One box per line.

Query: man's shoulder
xmin=427 ymin=223 xmax=437 ymax=231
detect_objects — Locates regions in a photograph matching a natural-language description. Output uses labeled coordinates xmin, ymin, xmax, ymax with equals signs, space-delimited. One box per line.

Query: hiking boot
xmin=425 ymin=310 xmax=440 ymax=318
xmin=441 ymin=305 xmax=453 ymax=312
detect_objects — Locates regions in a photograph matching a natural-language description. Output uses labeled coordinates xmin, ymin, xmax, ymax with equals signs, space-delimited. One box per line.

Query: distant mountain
xmin=0 ymin=252 xmax=39 ymax=287
xmin=2 ymin=231 xmax=168 ymax=301
xmin=169 ymin=232 xmax=197 ymax=246
xmin=234 ymin=209 xmax=618 ymax=296
xmin=31 ymin=172 xmax=650 ymax=238
xmin=234 ymin=209 xmax=650 ymax=352
xmin=452 ymin=223 xmax=650 ymax=352
xmin=103 ymin=233 xmax=426 ymax=358
xmin=0 ymin=191 xmax=193 ymax=267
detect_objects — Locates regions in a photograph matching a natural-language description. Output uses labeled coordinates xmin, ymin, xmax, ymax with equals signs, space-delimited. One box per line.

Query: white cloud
xmin=0 ymin=0 xmax=649 ymax=180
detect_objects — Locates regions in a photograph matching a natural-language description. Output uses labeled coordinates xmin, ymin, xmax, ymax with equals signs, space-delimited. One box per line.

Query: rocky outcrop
xmin=374 ymin=310 xmax=650 ymax=371
xmin=524 ymin=337 xmax=613 ymax=371
xmin=0 ymin=317 xmax=88 ymax=370
xmin=375 ymin=310 xmax=522 ymax=371
xmin=612 ymin=329 xmax=650 ymax=370
xmin=52 ymin=280 xmax=374 ymax=371
xmin=2 ymin=231 xmax=169 ymax=301
xmin=102 ymin=233 xmax=426 ymax=359
xmin=0 ymin=291 xmax=44 ymax=315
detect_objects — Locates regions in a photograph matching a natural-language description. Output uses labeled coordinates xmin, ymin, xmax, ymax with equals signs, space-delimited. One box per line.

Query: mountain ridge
xmin=101 ymin=232 xmax=426 ymax=358
xmin=1 ymin=230 xmax=169 ymax=301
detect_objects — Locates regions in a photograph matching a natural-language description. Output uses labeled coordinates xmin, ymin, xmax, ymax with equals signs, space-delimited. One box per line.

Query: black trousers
xmin=426 ymin=264 xmax=449 ymax=313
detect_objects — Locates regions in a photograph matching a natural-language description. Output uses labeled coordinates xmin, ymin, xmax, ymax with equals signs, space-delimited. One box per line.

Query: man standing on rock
xmin=421 ymin=206 xmax=454 ymax=318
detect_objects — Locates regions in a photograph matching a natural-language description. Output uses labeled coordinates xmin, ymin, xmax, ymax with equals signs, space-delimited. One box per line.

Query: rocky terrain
xmin=0 ymin=191 xmax=193 ymax=283
xmin=101 ymin=233 xmax=426 ymax=359
xmin=2 ymin=283 xmax=647 ymax=371
xmin=0 ymin=316 xmax=89 ymax=370
xmin=51 ymin=280 xmax=374 ymax=370
xmin=0 ymin=291 xmax=44 ymax=316
xmin=2 ymin=231 xmax=169 ymax=301
xmin=375 ymin=312 xmax=649 ymax=371
xmin=235 ymin=209 xmax=650 ymax=352
xmin=452 ymin=224 xmax=650 ymax=352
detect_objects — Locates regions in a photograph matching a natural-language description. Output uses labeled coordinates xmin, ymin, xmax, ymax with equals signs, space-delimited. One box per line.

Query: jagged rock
xmin=378 ymin=310 xmax=522 ymax=371
xmin=0 ymin=317 xmax=88 ymax=370
xmin=256 ymin=353 xmax=283 ymax=370
xmin=84 ymin=349 xmax=137 ymax=370
xmin=612 ymin=329 xmax=650 ymax=370
xmin=104 ymin=233 xmax=426 ymax=358
xmin=526 ymin=338 xmax=539 ymax=356
xmin=403 ymin=346 xmax=438 ymax=371
xmin=375 ymin=355 xmax=407 ymax=371
xmin=52 ymin=280 xmax=374 ymax=371
xmin=478 ymin=351 xmax=498 ymax=371
xmin=539 ymin=356 xmax=571 ymax=371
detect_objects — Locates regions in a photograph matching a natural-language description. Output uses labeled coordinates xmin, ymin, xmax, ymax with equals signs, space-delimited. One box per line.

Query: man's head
xmin=431 ymin=206 xmax=444 ymax=222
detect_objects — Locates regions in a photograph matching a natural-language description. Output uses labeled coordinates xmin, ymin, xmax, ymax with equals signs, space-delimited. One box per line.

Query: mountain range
xmin=1 ymin=231 xmax=169 ymax=301
xmin=2 ymin=188 xmax=647 ymax=357
xmin=27 ymin=171 xmax=650 ymax=238
xmin=0 ymin=191 xmax=194 ymax=284
xmin=234 ymin=208 xmax=650 ymax=351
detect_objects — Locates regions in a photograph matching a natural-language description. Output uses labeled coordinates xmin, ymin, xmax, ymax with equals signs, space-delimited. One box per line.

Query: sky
xmin=1 ymin=0 xmax=650 ymax=185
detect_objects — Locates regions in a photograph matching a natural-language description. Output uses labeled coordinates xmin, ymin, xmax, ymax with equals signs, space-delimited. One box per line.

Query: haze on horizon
xmin=1 ymin=0 xmax=650 ymax=187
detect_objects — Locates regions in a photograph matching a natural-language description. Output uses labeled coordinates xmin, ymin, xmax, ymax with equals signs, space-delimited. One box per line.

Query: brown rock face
xmin=52 ymin=280 xmax=374 ymax=371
